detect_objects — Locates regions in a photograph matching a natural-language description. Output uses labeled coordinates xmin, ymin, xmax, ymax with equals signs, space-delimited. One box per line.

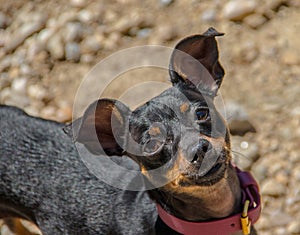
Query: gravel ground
xmin=0 ymin=0 xmax=300 ymax=234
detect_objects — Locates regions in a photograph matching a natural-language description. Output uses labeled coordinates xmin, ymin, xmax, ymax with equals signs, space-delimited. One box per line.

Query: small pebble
xmin=11 ymin=77 xmax=28 ymax=95
xmin=10 ymin=49 xmax=27 ymax=67
xmin=136 ymin=28 xmax=152 ymax=39
xmin=27 ymin=43 xmax=46 ymax=62
xmin=222 ymin=0 xmax=257 ymax=21
xmin=201 ymin=9 xmax=217 ymax=22
xmin=20 ymin=64 xmax=32 ymax=76
xmin=0 ymin=73 xmax=10 ymax=89
xmin=152 ymin=25 xmax=178 ymax=43
xmin=47 ymin=34 xmax=65 ymax=60
xmin=288 ymin=0 xmax=300 ymax=7
xmin=275 ymin=227 xmax=288 ymax=235
xmin=159 ymin=0 xmax=174 ymax=7
xmin=0 ymin=87 xmax=10 ymax=103
xmin=103 ymin=32 xmax=121 ymax=50
xmin=275 ymin=170 xmax=289 ymax=185
xmin=291 ymin=107 xmax=300 ymax=117
xmin=231 ymin=136 xmax=259 ymax=170
xmin=225 ymin=101 xmax=249 ymax=120
xmin=69 ymin=0 xmax=86 ymax=8
xmin=9 ymin=67 xmax=19 ymax=78
xmin=225 ymin=101 xmax=256 ymax=135
xmin=261 ymin=179 xmax=286 ymax=196
xmin=231 ymin=41 xmax=259 ymax=64
xmin=0 ymin=56 xmax=12 ymax=72
xmin=264 ymin=210 xmax=293 ymax=227
xmin=113 ymin=17 xmax=141 ymax=34
xmin=37 ymin=28 xmax=56 ymax=45
xmin=24 ymin=106 xmax=40 ymax=117
xmin=57 ymin=11 xmax=77 ymax=26
xmin=27 ymin=84 xmax=49 ymax=101
xmin=81 ymin=35 xmax=103 ymax=54
xmin=78 ymin=9 xmax=93 ymax=23
xmin=288 ymin=221 xmax=300 ymax=234
xmin=56 ymin=106 xmax=73 ymax=122
xmin=263 ymin=0 xmax=286 ymax=11
xmin=0 ymin=31 xmax=8 ymax=47
xmin=251 ymin=163 xmax=267 ymax=182
xmin=0 ymin=12 xmax=10 ymax=29
xmin=281 ymin=50 xmax=299 ymax=65
xmin=65 ymin=42 xmax=81 ymax=62
xmin=5 ymin=93 xmax=30 ymax=108
xmin=41 ymin=106 xmax=57 ymax=119
xmin=244 ymin=14 xmax=267 ymax=28
xmin=5 ymin=20 xmax=46 ymax=53
xmin=64 ymin=22 xmax=83 ymax=42
xmin=80 ymin=54 xmax=95 ymax=64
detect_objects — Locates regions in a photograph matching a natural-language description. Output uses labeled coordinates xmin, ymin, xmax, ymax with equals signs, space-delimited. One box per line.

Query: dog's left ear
xmin=64 ymin=99 xmax=130 ymax=156
xmin=169 ymin=27 xmax=225 ymax=96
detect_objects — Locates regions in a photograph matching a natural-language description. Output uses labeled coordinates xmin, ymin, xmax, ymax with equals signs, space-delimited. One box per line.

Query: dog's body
xmin=0 ymin=28 xmax=259 ymax=234
xmin=0 ymin=106 xmax=157 ymax=234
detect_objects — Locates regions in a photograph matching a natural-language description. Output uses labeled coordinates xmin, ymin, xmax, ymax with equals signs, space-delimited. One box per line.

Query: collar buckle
xmin=241 ymin=200 xmax=251 ymax=235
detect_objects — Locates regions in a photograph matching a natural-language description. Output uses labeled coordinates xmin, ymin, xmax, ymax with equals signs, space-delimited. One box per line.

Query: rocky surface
xmin=0 ymin=0 xmax=300 ymax=234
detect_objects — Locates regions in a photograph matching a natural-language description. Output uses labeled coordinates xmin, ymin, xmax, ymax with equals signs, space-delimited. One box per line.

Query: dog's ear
xmin=64 ymin=99 xmax=130 ymax=156
xmin=169 ymin=27 xmax=225 ymax=95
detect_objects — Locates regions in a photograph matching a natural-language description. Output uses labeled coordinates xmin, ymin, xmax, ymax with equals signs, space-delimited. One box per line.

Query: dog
xmin=0 ymin=27 xmax=260 ymax=235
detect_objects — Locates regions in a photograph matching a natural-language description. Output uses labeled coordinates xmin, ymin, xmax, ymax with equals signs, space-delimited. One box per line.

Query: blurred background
xmin=0 ymin=0 xmax=300 ymax=234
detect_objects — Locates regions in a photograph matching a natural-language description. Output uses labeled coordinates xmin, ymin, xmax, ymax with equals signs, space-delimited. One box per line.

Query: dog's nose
xmin=191 ymin=139 xmax=211 ymax=163
xmin=198 ymin=139 xmax=210 ymax=153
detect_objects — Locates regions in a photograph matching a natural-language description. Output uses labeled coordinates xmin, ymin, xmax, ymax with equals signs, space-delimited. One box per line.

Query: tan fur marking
xmin=149 ymin=127 xmax=161 ymax=136
xmin=140 ymin=165 xmax=147 ymax=174
xmin=180 ymin=103 xmax=189 ymax=113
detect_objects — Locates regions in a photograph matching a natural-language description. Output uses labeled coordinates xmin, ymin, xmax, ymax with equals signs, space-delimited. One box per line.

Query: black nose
xmin=198 ymin=139 xmax=210 ymax=153
xmin=191 ymin=139 xmax=211 ymax=163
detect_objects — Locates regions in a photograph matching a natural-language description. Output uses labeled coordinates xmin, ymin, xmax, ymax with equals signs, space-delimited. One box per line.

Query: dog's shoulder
xmin=0 ymin=104 xmax=63 ymax=128
xmin=0 ymin=105 xmax=68 ymax=157
xmin=0 ymin=104 xmax=28 ymax=117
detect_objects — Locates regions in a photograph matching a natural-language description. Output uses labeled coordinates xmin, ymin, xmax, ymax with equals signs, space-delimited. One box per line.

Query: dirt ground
xmin=0 ymin=0 xmax=300 ymax=234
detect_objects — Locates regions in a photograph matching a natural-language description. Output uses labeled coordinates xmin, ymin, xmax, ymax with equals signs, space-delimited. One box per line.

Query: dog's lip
xmin=202 ymin=162 xmax=223 ymax=176
xmin=180 ymin=161 xmax=227 ymax=186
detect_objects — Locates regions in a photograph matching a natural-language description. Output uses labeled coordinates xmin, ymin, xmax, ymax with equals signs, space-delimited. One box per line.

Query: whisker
xmin=231 ymin=149 xmax=252 ymax=163
xmin=224 ymin=113 xmax=235 ymax=122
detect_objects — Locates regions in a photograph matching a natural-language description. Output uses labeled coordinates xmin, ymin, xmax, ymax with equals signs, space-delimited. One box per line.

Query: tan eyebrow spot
xmin=180 ymin=103 xmax=189 ymax=113
xmin=149 ymin=127 xmax=161 ymax=136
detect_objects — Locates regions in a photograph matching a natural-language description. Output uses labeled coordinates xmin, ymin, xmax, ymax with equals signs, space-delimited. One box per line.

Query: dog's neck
xmin=150 ymin=165 xmax=242 ymax=221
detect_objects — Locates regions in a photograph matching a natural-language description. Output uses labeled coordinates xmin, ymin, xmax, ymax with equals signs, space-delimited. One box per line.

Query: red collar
xmin=156 ymin=165 xmax=261 ymax=235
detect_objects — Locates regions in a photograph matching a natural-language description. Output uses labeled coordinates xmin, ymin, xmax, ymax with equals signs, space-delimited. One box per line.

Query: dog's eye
xmin=142 ymin=138 xmax=164 ymax=156
xmin=195 ymin=108 xmax=210 ymax=122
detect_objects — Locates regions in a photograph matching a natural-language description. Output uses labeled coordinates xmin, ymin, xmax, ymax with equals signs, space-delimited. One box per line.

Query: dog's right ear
xmin=64 ymin=99 xmax=131 ymax=156
xmin=169 ymin=27 xmax=225 ymax=96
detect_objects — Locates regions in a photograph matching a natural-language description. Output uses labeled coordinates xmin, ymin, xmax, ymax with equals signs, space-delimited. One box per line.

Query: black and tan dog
xmin=0 ymin=28 xmax=260 ymax=234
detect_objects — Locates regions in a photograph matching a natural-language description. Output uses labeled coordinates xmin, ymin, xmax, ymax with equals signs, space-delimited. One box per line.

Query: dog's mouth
xmin=180 ymin=154 xmax=227 ymax=186
xmin=202 ymin=162 xmax=223 ymax=176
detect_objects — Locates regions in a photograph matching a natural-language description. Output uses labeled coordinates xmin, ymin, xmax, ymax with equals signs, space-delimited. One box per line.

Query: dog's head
xmin=67 ymin=28 xmax=239 ymax=220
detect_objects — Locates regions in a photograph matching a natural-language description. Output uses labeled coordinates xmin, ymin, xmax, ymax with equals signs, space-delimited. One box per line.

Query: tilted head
xmin=66 ymin=28 xmax=241 ymax=221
